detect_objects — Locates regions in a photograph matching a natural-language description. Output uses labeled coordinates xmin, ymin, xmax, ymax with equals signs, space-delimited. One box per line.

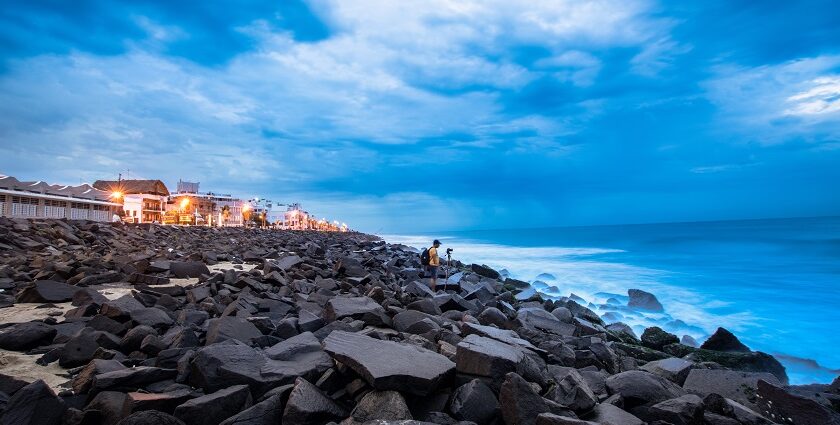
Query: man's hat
xmin=433 ymin=239 xmax=441 ymax=245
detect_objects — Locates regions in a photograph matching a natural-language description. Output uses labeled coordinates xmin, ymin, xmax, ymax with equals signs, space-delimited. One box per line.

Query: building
xmin=167 ymin=180 xmax=246 ymax=227
xmin=0 ymin=174 xmax=121 ymax=221
xmin=93 ymin=179 xmax=170 ymax=224
xmin=282 ymin=203 xmax=312 ymax=230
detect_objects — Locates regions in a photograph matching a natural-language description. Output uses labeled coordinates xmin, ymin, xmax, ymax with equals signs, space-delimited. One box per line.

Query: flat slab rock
xmin=323 ymin=330 xmax=455 ymax=396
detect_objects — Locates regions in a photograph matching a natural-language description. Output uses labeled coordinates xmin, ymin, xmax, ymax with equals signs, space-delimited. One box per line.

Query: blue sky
xmin=0 ymin=0 xmax=838 ymax=232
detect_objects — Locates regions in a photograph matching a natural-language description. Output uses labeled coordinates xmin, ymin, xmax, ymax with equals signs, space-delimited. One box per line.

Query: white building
xmin=93 ymin=179 xmax=170 ymax=224
xmin=0 ymin=174 xmax=121 ymax=221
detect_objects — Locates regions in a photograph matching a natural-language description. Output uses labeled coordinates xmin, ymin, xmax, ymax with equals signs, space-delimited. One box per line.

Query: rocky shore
xmin=0 ymin=218 xmax=838 ymax=425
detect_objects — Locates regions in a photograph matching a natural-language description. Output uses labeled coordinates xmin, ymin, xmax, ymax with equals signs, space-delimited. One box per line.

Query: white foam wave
xmin=383 ymin=234 xmax=757 ymax=342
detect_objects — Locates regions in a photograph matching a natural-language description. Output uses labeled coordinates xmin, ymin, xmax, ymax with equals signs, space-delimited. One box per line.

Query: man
xmin=427 ymin=239 xmax=442 ymax=292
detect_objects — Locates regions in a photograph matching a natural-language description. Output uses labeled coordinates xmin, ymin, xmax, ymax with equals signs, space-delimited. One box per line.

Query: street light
xmin=180 ymin=198 xmax=190 ymax=211
xmin=111 ymin=191 xmax=123 ymax=200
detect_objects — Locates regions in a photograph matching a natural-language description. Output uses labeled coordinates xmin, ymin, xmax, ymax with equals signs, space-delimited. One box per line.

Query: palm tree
xmin=221 ymin=205 xmax=231 ymax=225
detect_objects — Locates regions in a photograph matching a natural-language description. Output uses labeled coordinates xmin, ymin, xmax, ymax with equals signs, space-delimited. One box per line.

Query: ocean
xmin=382 ymin=216 xmax=840 ymax=385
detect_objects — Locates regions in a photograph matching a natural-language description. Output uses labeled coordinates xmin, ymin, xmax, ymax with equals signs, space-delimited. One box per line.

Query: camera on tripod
xmin=446 ymin=248 xmax=454 ymax=255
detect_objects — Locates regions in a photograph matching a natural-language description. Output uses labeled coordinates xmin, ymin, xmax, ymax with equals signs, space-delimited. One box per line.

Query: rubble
xmin=0 ymin=218 xmax=810 ymax=425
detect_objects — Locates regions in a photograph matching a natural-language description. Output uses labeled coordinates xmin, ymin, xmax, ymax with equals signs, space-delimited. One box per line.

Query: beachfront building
xmin=166 ymin=180 xmax=246 ymax=227
xmin=1 ymin=174 xmax=121 ymax=221
xmin=282 ymin=203 xmax=312 ymax=230
xmin=92 ymin=179 xmax=170 ymax=224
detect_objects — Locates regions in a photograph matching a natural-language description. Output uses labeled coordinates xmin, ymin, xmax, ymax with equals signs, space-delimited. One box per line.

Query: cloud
xmin=703 ymin=55 xmax=840 ymax=145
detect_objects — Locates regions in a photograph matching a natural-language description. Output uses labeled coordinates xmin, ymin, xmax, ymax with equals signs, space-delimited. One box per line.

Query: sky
xmin=0 ymin=0 xmax=838 ymax=233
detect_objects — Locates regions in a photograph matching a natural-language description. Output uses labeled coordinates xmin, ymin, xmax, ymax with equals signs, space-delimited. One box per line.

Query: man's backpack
xmin=420 ymin=247 xmax=431 ymax=266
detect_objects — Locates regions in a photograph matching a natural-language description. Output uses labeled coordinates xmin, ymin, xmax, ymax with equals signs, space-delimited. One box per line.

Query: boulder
xmin=349 ymin=390 xmax=412 ymax=422
xmin=477 ymin=306 xmax=508 ymax=328
xmin=322 ymin=296 xmax=389 ymax=326
xmin=699 ymin=328 xmax=750 ymax=352
xmin=122 ymin=390 xmax=193 ymax=416
xmin=72 ymin=358 xmax=127 ymax=394
xmin=591 ymin=403 xmax=644 ymax=425
xmin=116 ymin=411 xmax=186 ymax=425
xmin=281 ymin=377 xmax=347 ymax=425
xmin=456 ymin=334 xmax=527 ymax=381
xmin=683 ymin=349 xmax=788 ymax=384
xmin=450 ymin=379 xmax=499 ymax=424
xmin=627 ymin=289 xmax=664 ymax=312
xmin=547 ymin=367 xmax=598 ymax=412
xmin=206 ymin=317 xmax=263 ymax=345
xmin=60 ymin=328 xmax=121 ymax=367
xmin=392 ymin=310 xmax=440 ymax=334
xmin=130 ymin=307 xmax=175 ymax=328
xmin=755 ymin=379 xmax=840 ymax=425
xmin=640 ymin=357 xmax=695 ymax=385
xmin=323 ymin=330 xmax=455 ymax=396
xmin=471 ymin=264 xmax=500 ymax=279
xmin=641 ymin=326 xmax=679 ymax=351
xmin=174 ymin=384 xmax=253 ymax=425
xmin=15 ymin=280 xmax=77 ymax=303
xmin=170 ymin=261 xmax=210 ymax=278
xmin=91 ymin=366 xmax=177 ymax=392
xmin=86 ymin=390 xmax=129 ymax=425
xmin=605 ymin=371 xmax=686 ymax=408
xmin=535 ymin=414 xmax=598 ymax=424
xmin=0 ymin=321 xmax=56 ymax=351
xmin=499 ymin=372 xmax=573 ymax=425
xmin=260 ymin=332 xmax=333 ymax=384
xmin=189 ymin=343 xmax=269 ymax=394
xmin=461 ymin=322 xmax=540 ymax=352
xmin=0 ymin=379 xmax=66 ymax=425
xmin=682 ymin=368 xmax=782 ymax=412
xmin=648 ymin=394 xmax=704 ymax=425
xmin=218 ymin=392 xmax=286 ymax=425
xmin=517 ymin=308 xmax=575 ymax=336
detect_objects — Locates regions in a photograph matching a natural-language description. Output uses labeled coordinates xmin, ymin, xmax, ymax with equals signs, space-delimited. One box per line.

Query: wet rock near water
xmin=0 ymin=218 xmax=822 ymax=425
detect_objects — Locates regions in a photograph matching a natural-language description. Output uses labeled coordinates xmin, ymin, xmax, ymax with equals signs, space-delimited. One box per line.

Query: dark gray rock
xmin=477 ymin=306 xmax=508 ymax=328
xmin=591 ymin=403 xmax=644 ymax=425
xmin=517 ymin=308 xmax=575 ymax=336
xmin=641 ymin=327 xmax=679 ymax=351
xmin=116 ymin=411 xmax=186 ymax=425
xmin=189 ymin=342 xmax=267 ymax=393
xmin=131 ymin=307 xmax=174 ymax=329
xmin=699 ymin=327 xmax=750 ymax=352
xmin=550 ymin=307 xmax=573 ymax=323
xmin=648 ymin=394 xmax=704 ymax=425
xmin=547 ymin=367 xmax=598 ymax=412
xmin=627 ymin=289 xmax=663 ymax=312
xmin=392 ymin=310 xmax=440 ymax=334
xmin=350 ymin=390 xmax=412 ymax=422
xmin=170 ymin=261 xmax=210 ymax=278
xmin=450 ymin=379 xmax=499 ymax=424
xmin=605 ymin=370 xmax=686 ymax=408
xmin=499 ymin=372 xmax=573 ymax=425
xmin=471 ymin=264 xmax=500 ymax=279
xmin=0 ymin=321 xmax=56 ymax=351
xmin=682 ymin=369 xmax=781 ymax=412
xmin=60 ymin=328 xmax=121 ymax=367
xmin=323 ymin=330 xmax=455 ymax=396
xmin=682 ymin=349 xmax=788 ymax=384
xmin=535 ymin=414 xmax=598 ymax=425
xmin=0 ymin=379 xmax=66 ymax=425
xmin=120 ymin=325 xmax=157 ymax=353
xmin=91 ymin=366 xmax=176 ymax=392
xmin=456 ymin=334 xmax=527 ymax=382
xmin=756 ymin=379 xmax=840 ymax=425
xmin=71 ymin=358 xmax=127 ymax=394
xmin=218 ymin=392 xmax=285 ymax=425
xmin=640 ymin=357 xmax=695 ymax=385
xmin=174 ymin=384 xmax=253 ymax=425
xmin=205 ymin=317 xmax=263 ymax=345
xmin=260 ymin=332 xmax=333 ymax=384
xmin=281 ymin=377 xmax=347 ymax=425
xmin=15 ymin=280 xmax=77 ymax=303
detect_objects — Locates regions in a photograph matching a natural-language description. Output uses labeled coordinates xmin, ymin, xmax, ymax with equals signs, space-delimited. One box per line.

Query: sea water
xmin=383 ymin=216 xmax=840 ymax=385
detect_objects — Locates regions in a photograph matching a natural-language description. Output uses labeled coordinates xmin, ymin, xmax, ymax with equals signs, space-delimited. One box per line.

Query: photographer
xmin=426 ymin=239 xmax=442 ymax=292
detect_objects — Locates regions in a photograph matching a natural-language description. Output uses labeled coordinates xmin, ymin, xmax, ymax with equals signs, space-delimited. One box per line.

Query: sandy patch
xmin=0 ymin=349 xmax=71 ymax=392
xmin=210 ymin=261 xmax=259 ymax=273
xmin=0 ymin=302 xmax=73 ymax=325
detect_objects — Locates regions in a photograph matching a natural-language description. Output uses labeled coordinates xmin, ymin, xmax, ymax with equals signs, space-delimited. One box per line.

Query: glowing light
xmin=242 ymin=203 xmax=251 ymax=212
xmin=180 ymin=198 xmax=190 ymax=209
xmin=111 ymin=191 xmax=123 ymax=199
